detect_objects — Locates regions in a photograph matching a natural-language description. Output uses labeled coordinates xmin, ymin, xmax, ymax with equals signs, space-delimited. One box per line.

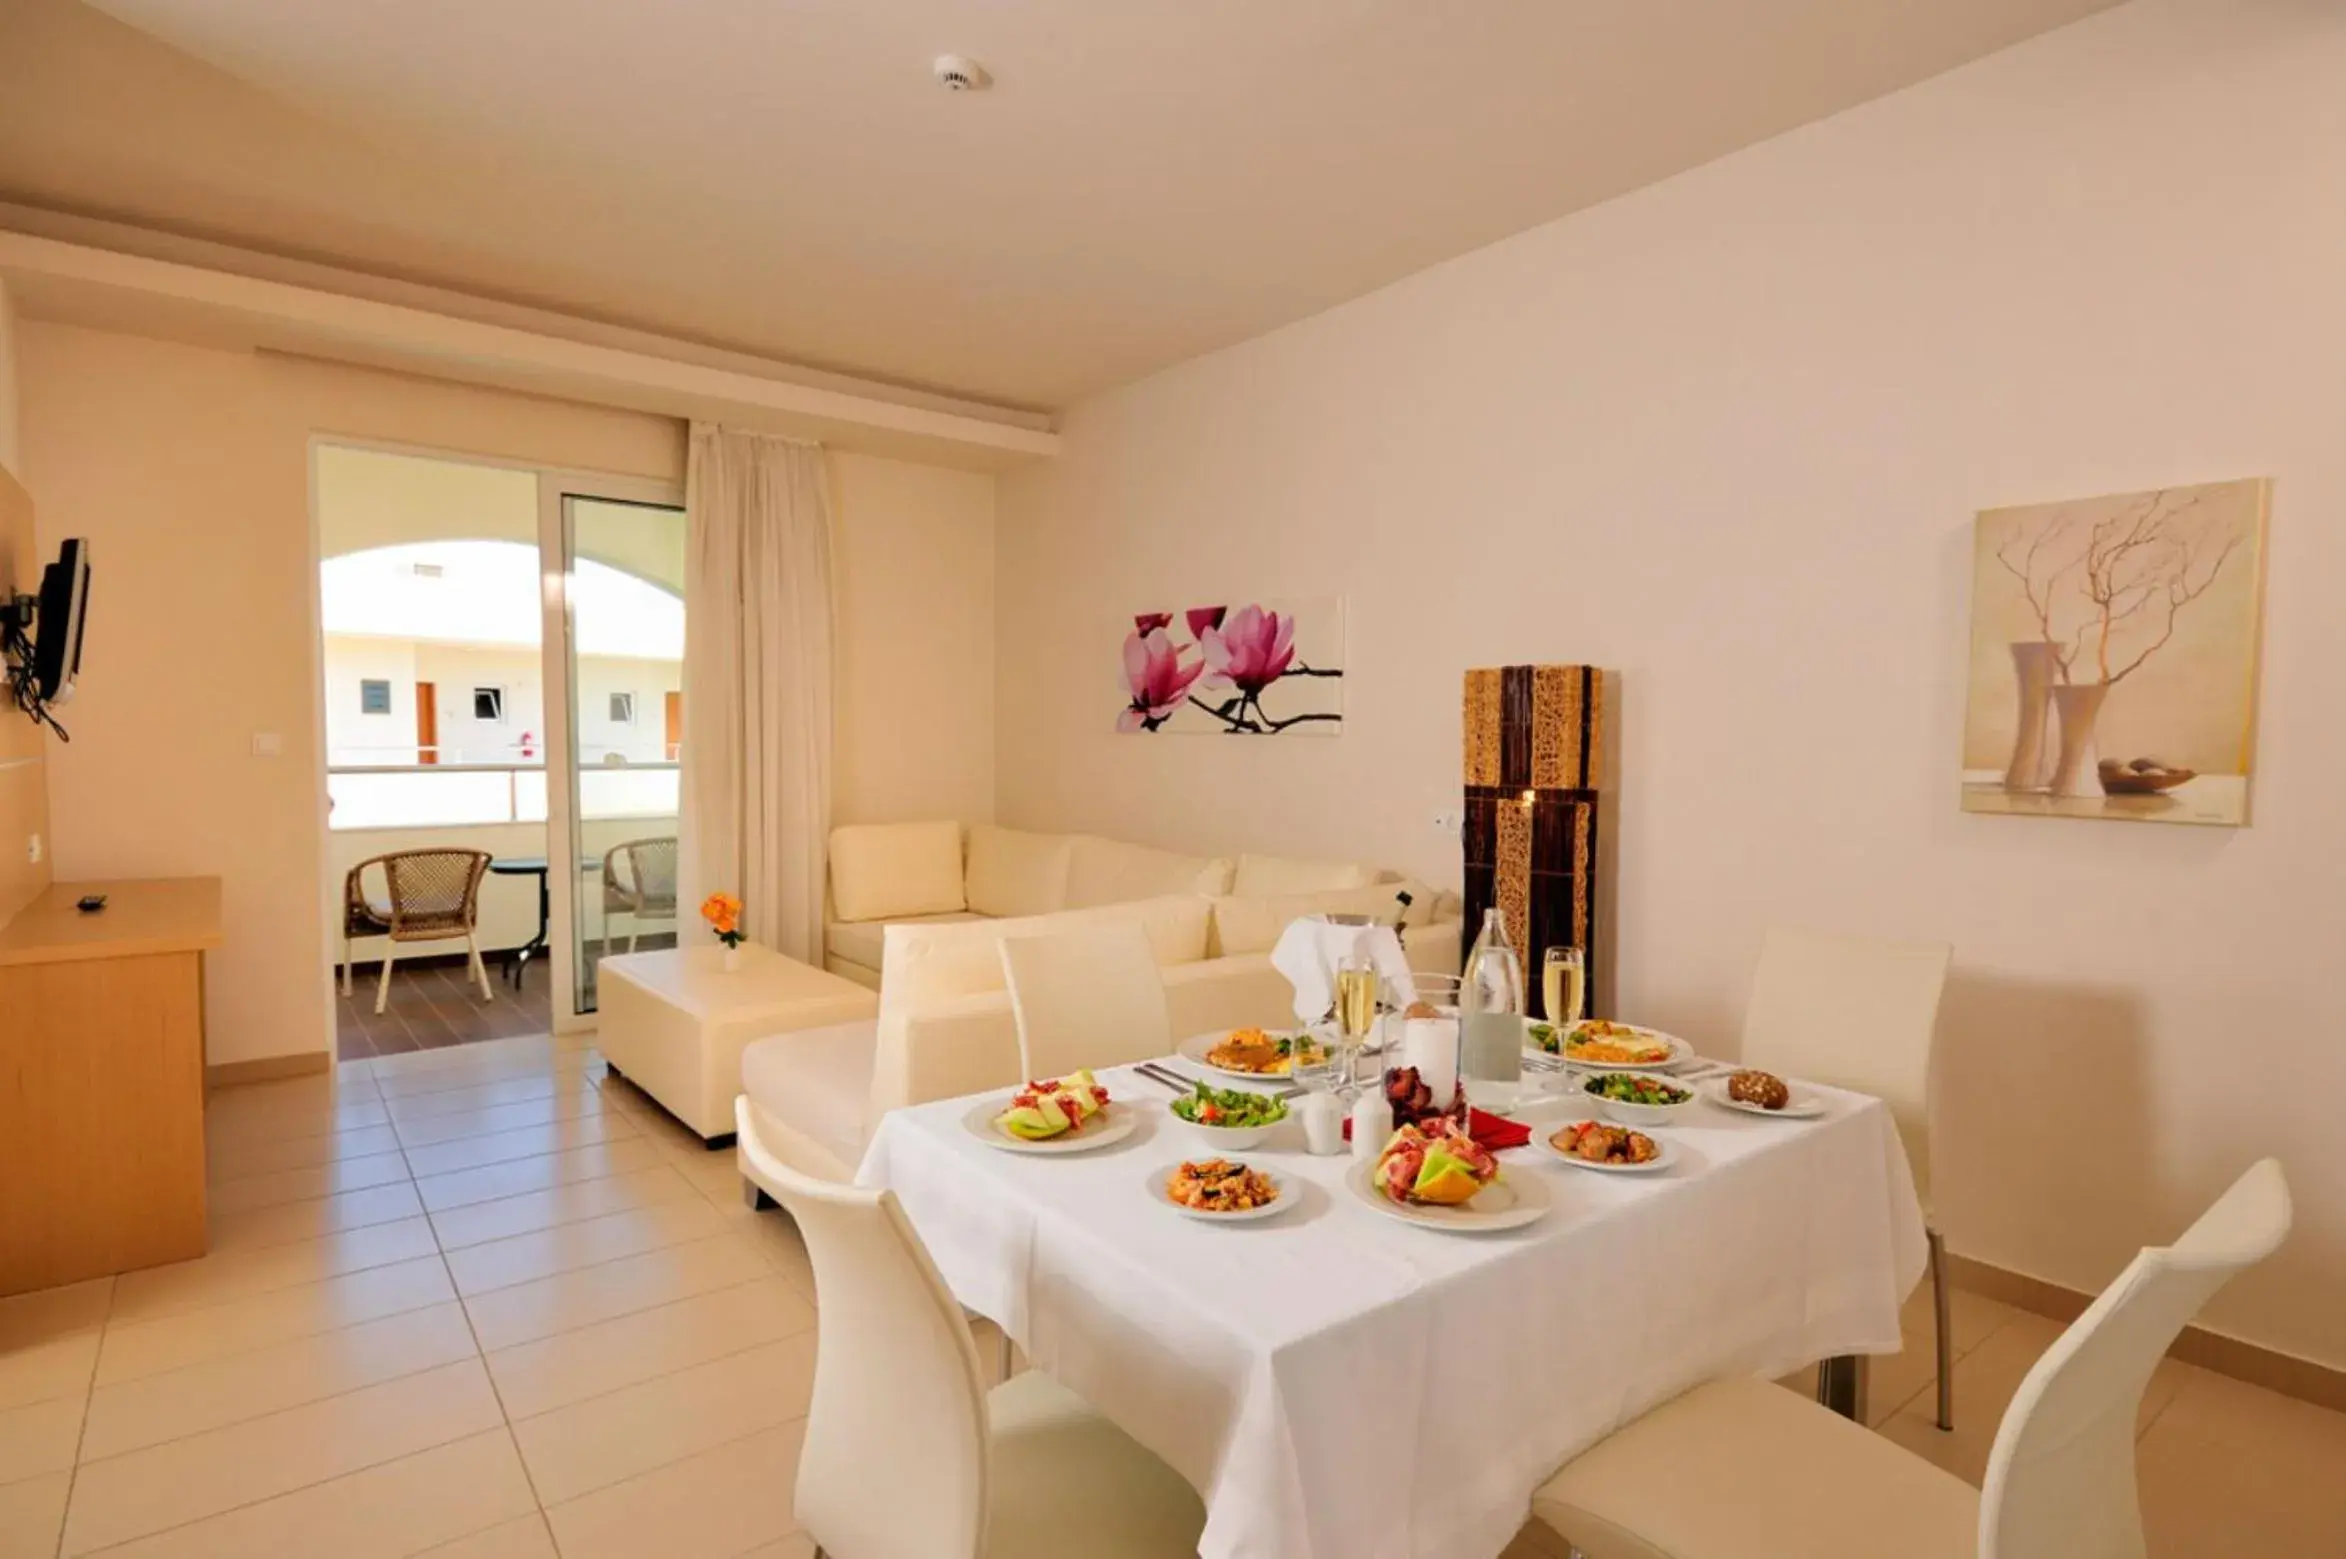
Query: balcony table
xmin=859 ymin=1060 xmax=1926 ymax=1559
xmin=486 ymin=853 xmax=600 ymax=987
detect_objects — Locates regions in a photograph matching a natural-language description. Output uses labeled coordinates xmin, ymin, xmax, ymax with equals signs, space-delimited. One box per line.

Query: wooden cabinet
xmin=0 ymin=878 xmax=221 ymax=1296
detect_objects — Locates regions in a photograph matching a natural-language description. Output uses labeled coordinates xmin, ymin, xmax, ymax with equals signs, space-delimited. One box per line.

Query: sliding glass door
xmin=555 ymin=493 xmax=686 ymax=1015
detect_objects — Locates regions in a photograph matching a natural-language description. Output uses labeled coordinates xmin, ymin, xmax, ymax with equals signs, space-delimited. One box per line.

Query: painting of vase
xmin=1114 ymin=597 xmax=1344 ymax=735
xmin=1960 ymin=478 xmax=2268 ymax=827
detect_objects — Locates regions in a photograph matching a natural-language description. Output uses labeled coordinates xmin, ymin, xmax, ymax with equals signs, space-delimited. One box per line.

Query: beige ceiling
xmin=0 ymin=0 xmax=2119 ymax=413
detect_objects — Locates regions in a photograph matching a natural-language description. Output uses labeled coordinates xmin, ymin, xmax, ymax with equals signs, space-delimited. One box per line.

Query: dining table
xmin=857 ymin=1048 xmax=1929 ymax=1559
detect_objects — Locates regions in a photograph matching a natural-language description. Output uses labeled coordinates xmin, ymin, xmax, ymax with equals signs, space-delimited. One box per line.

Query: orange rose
xmin=701 ymin=892 xmax=743 ymax=939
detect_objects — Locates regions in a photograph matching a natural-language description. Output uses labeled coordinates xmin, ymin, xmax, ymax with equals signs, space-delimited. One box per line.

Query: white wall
xmin=417 ymin=643 xmax=543 ymax=764
xmin=19 ymin=322 xmax=1001 ymax=1064
xmin=576 ymin=656 xmax=682 ymax=764
xmin=18 ymin=324 xmax=688 ymax=1066
xmin=831 ymin=450 xmax=996 ymax=825
xmin=997 ymin=0 xmax=2346 ymax=1368
xmin=321 ymin=635 xmax=419 ymax=764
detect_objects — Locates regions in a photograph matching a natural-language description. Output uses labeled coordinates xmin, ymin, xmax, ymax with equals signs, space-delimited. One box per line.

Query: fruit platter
xmin=1341 ymin=1121 xmax=1551 ymax=1232
xmin=1373 ymin=1120 xmax=1499 ymax=1206
xmin=963 ymin=1071 xmax=1138 ymax=1154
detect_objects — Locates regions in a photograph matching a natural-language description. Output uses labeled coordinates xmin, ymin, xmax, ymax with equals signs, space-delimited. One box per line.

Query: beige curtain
xmin=680 ymin=425 xmax=835 ymax=964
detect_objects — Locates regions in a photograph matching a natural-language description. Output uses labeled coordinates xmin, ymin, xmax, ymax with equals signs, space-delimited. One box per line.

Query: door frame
xmin=306 ymin=434 xmax=682 ymax=1047
xmin=537 ymin=470 xmax=685 ymax=1035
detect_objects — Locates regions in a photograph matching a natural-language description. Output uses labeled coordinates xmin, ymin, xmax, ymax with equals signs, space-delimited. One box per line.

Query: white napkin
xmin=1269 ymin=916 xmax=1420 ymax=1026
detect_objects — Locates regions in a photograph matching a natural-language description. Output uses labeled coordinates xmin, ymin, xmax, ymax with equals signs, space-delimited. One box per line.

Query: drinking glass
xmin=1290 ymin=1023 xmax=1347 ymax=1095
xmin=1334 ymin=952 xmax=1380 ymax=1091
xmin=1543 ymin=945 xmax=1587 ymax=1028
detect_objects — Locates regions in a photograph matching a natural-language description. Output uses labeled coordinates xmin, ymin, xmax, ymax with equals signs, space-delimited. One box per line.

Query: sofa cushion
xmin=965 ymin=825 xmax=1074 ymax=918
xmin=1064 ymin=836 xmax=1234 ymax=908
xmin=825 ymin=911 xmax=984 ymax=974
xmin=829 ymin=821 xmax=965 ymax=923
xmin=1210 ymin=881 xmax=1435 ymax=956
xmin=740 ymin=1019 xmax=879 ymax=1179
xmin=1229 ymin=852 xmax=1377 ymax=897
xmin=879 ymin=896 xmax=1213 ymax=1021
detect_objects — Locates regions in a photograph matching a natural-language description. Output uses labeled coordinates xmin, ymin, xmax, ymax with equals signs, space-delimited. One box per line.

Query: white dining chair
xmin=736 ymin=1098 xmax=1207 ymax=1559
xmin=1742 ymin=926 xmax=1955 ymax=1426
xmin=1531 ymin=1157 xmax=2290 ymax=1559
xmin=999 ymin=924 xmax=1173 ymax=1080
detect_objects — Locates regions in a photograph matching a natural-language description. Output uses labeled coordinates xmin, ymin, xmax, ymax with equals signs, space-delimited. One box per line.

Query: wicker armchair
xmin=601 ymin=836 xmax=679 ymax=956
xmin=341 ymin=848 xmax=494 ymax=1013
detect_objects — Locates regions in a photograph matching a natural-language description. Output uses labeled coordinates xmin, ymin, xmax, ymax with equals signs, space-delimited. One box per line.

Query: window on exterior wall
xmin=609 ymin=692 xmax=635 ymax=724
xmin=358 ymin=679 xmax=392 ymax=715
xmin=473 ymin=687 xmax=505 ymax=722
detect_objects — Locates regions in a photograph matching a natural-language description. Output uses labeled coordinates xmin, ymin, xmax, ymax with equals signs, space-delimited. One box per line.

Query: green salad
xmin=1583 ymin=1072 xmax=1690 ymax=1106
xmin=1171 ymin=1082 xmax=1290 ymax=1129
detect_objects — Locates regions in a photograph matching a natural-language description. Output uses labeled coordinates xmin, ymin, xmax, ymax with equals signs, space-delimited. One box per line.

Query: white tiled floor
xmin=2 ymin=1030 xmax=2339 ymax=1557
xmin=0 ymin=1033 xmax=819 ymax=1559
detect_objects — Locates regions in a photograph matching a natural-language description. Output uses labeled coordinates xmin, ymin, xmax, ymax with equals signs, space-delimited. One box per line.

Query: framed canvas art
xmin=1960 ymin=478 xmax=2267 ymax=826
xmin=1116 ymin=599 xmax=1344 ymax=735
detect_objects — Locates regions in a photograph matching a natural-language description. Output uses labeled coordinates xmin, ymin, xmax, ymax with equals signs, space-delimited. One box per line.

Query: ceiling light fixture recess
xmin=932 ymin=55 xmax=991 ymax=92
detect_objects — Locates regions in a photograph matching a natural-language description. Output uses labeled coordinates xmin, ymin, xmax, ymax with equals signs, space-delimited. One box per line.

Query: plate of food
xmin=1180 ymin=1026 xmax=1331 ymax=1080
xmin=1166 ymin=1082 xmax=1291 ymax=1151
xmin=1344 ymin=1121 xmax=1550 ymax=1232
xmin=1151 ymin=1159 xmax=1290 ymax=1222
xmin=1524 ymin=1018 xmax=1691 ymax=1071
xmin=962 ymin=1071 xmax=1138 ymax=1154
xmin=1580 ymin=1071 xmax=1698 ymax=1127
xmin=1540 ymin=1119 xmax=1677 ymax=1174
xmin=1700 ymin=1069 xmax=1829 ymax=1120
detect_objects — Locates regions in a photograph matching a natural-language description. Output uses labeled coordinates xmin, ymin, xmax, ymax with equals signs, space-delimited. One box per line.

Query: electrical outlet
xmin=251 ymin=732 xmax=283 ymax=758
xmin=26 ymin=832 xmax=41 ymax=865
xmin=1431 ymin=809 xmax=1461 ymax=836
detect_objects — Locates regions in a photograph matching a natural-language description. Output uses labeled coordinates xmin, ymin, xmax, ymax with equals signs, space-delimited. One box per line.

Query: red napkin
xmin=1342 ymin=1108 xmax=1531 ymax=1150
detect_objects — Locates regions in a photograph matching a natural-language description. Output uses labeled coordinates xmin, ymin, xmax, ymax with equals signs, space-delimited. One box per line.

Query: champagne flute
xmin=1543 ymin=945 xmax=1586 ymax=1029
xmin=1334 ymin=952 xmax=1380 ymax=1091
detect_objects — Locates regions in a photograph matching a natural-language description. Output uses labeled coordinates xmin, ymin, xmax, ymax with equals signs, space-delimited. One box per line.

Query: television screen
xmin=33 ymin=538 xmax=89 ymax=705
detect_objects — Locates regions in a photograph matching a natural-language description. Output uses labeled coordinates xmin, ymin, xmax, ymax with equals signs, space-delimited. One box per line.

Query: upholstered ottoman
xmin=596 ymin=944 xmax=877 ymax=1145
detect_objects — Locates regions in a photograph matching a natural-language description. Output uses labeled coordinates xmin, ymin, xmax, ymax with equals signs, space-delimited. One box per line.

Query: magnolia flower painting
xmin=1116 ymin=597 xmax=1344 ymax=735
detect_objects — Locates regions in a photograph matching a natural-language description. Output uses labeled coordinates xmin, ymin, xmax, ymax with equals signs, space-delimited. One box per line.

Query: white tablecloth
xmin=858 ymin=1064 xmax=1927 ymax=1559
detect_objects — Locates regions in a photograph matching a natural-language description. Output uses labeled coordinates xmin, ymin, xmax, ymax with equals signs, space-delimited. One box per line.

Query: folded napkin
xmin=1343 ymin=1107 xmax=1531 ymax=1151
xmin=1269 ymin=917 xmax=1419 ymax=1026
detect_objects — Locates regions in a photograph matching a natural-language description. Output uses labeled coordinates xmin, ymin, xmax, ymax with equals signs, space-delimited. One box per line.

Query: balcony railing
xmin=327 ymin=758 xmax=680 ymax=831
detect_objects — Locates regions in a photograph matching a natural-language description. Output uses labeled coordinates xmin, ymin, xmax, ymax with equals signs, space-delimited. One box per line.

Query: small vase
xmin=721 ymin=944 xmax=742 ymax=973
xmin=2003 ymin=642 xmax=2062 ymax=792
xmin=2047 ymin=683 xmax=2110 ymax=799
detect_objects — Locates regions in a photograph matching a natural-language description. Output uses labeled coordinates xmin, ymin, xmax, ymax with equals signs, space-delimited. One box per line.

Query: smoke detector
xmin=933 ymin=55 xmax=991 ymax=92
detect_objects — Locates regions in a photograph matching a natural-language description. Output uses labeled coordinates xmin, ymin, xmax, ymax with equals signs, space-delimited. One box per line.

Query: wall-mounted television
xmin=5 ymin=537 xmax=91 ymax=738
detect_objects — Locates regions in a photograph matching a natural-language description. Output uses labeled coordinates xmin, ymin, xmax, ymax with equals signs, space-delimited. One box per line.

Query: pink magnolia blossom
xmin=1134 ymin=612 xmax=1174 ymax=634
xmin=1118 ymin=628 xmax=1204 ymax=731
xmin=1186 ymin=606 xmax=1226 ymax=639
xmin=1199 ymin=604 xmax=1296 ymax=694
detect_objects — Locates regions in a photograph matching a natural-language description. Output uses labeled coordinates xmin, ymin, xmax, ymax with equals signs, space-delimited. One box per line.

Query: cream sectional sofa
xmin=821 ymin=821 xmax=1457 ymax=989
xmin=736 ymin=822 xmax=1460 ymax=1183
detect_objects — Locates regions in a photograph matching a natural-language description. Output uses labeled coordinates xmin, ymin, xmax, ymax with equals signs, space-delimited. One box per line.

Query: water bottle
xmin=1459 ymin=907 xmax=1525 ymax=1106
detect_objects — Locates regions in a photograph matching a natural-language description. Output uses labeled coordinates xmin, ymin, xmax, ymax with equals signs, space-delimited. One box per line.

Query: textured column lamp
xmin=1461 ymin=666 xmax=1611 ymax=1012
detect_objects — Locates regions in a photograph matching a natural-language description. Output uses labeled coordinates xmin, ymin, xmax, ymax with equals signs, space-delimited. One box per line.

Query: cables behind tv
xmin=1 ymin=594 xmax=68 ymax=742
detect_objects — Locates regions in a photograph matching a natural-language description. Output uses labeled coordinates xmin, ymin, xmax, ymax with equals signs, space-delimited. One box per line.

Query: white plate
xmin=1535 ymin=1120 xmax=1679 ymax=1174
xmin=962 ymin=1098 xmax=1139 ymax=1155
xmin=1149 ymin=1163 xmax=1292 ymax=1223
xmin=1699 ymin=1076 xmax=1830 ymax=1120
xmin=1177 ymin=1029 xmax=1332 ymax=1082
xmin=1523 ymin=1021 xmax=1691 ymax=1073
xmin=1343 ymin=1161 xmax=1551 ymax=1232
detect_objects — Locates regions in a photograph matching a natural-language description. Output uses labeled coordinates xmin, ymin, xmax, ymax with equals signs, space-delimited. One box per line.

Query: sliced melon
xmin=996 ymin=1094 xmax=1073 ymax=1140
xmin=1412 ymin=1146 xmax=1485 ymax=1205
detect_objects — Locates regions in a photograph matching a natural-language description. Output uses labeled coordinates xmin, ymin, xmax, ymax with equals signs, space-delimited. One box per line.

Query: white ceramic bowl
xmin=1164 ymin=1100 xmax=1287 ymax=1153
xmin=1579 ymin=1073 xmax=1698 ymax=1127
